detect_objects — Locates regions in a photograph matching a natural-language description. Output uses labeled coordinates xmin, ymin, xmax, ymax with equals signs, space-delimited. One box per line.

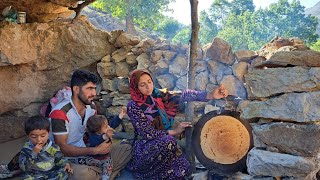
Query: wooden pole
xmin=185 ymin=0 xmax=199 ymax=173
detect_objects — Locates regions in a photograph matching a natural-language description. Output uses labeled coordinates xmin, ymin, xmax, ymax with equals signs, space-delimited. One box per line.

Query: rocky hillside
xmin=305 ymin=1 xmax=320 ymax=34
xmin=81 ymin=7 xmax=125 ymax=32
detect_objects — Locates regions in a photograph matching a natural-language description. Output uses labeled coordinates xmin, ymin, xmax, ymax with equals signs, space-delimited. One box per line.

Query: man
xmin=49 ymin=70 xmax=131 ymax=180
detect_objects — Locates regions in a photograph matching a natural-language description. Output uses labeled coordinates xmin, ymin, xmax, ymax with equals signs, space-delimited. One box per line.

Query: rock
xmin=0 ymin=0 xmax=76 ymax=23
xmin=195 ymin=71 xmax=209 ymax=91
xmin=252 ymin=122 xmax=320 ymax=157
xmin=221 ymin=75 xmax=247 ymax=99
xmin=156 ymin=74 xmax=176 ymax=90
xmin=101 ymin=54 xmax=111 ymax=63
xmin=232 ymin=62 xmax=249 ymax=82
xmin=111 ymin=47 xmax=129 ymax=63
xmin=247 ymin=148 xmax=319 ymax=178
xmin=248 ymin=56 xmax=266 ymax=71
xmin=150 ymin=50 xmax=163 ymax=63
xmin=255 ymin=50 xmax=320 ymax=68
xmin=148 ymin=60 xmax=168 ymax=75
xmin=108 ymin=30 xmax=124 ymax=44
xmin=114 ymin=32 xmax=140 ymax=48
xmin=207 ymin=60 xmax=233 ymax=84
xmin=132 ymin=38 xmax=156 ymax=55
xmin=258 ymin=36 xmax=306 ymax=59
xmin=117 ymin=77 xmax=130 ymax=94
xmin=97 ymin=61 xmax=116 ymax=78
xmin=241 ymin=91 xmax=320 ymax=122
xmin=204 ymin=37 xmax=236 ymax=65
xmin=176 ymin=76 xmax=187 ymax=90
xmin=162 ymin=50 xmax=176 ymax=62
xmin=235 ymin=50 xmax=257 ymax=62
xmin=195 ymin=61 xmax=207 ymax=73
xmin=115 ymin=62 xmax=130 ymax=77
xmin=169 ymin=55 xmax=188 ymax=77
xmin=204 ymin=104 xmax=220 ymax=114
xmin=112 ymin=94 xmax=131 ymax=106
xmin=192 ymin=170 xmax=208 ymax=180
xmin=245 ymin=67 xmax=320 ymax=98
xmin=125 ymin=52 xmax=138 ymax=65
xmin=101 ymin=78 xmax=117 ymax=91
xmin=136 ymin=53 xmax=150 ymax=70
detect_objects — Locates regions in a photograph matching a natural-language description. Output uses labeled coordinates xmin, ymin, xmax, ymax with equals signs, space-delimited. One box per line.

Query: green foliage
xmin=209 ymin=0 xmax=255 ymax=26
xmin=311 ymin=40 xmax=320 ymax=52
xmin=156 ymin=17 xmax=184 ymax=39
xmin=199 ymin=11 xmax=219 ymax=45
xmin=92 ymin=0 xmax=173 ymax=29
xmin=212 ymin=0 xmax=319 ymax=50
xmin=217 ymin=11 xmax=266 ymax=50
xmin=258 ymin=0 xmax=319 ymax=44
xmin=230 ymin=0 xmax=255 ymax=15
xmin=172 ymin=27 xmax=191 ymax=44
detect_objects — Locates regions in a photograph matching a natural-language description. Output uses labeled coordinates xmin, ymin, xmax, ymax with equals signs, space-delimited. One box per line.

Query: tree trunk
xmin=185 ymin=0 xmax=199 ymax=173
xmin=125 ymin=14 xmax=137 ymax=36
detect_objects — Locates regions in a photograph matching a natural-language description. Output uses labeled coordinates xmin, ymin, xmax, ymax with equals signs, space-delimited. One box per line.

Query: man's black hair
xmin=70 ymin=70 xmax=99 ymax=93
xmin=25 ymin=115 xmax=50 ymax=135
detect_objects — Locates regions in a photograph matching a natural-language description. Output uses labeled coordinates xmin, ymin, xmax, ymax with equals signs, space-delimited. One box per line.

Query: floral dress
xmin=127 ymin=90 xmax=207 ymax=179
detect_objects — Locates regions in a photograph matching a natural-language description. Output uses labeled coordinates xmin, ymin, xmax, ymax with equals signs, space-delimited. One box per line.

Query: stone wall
xmin=96 ymin=31 xmax=250 ymax=119
xmin=240 ymin=37 xmax=320 ymax=179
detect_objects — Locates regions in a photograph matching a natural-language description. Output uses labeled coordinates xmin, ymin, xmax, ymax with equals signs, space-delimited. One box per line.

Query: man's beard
xmin=78 ymin=91 xmax=93 ymax=105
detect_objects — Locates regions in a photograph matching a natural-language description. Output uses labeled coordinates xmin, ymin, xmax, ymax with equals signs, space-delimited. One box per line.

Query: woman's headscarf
xmin=129 ymin=69 xmax=180 ymax=130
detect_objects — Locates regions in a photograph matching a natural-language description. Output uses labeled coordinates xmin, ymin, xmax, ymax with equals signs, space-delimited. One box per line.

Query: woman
xmin=127 ymin=69 xmax=228 ymax=179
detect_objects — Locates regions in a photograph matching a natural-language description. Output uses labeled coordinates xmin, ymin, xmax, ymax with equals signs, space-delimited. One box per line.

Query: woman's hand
xmin=170 ymin=122 xmax=192 ymax=136
xmin=206 ymin=85 xmax=228 ymax=100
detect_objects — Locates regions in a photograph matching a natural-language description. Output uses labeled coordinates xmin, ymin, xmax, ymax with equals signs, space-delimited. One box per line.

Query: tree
xmin=92 ymin=0 xmax=173 ymax=35
xmin=217 ymin=0 xmax=319 ymax=50
xmin=259 ymin=0 xmax=319 ymax=44
xmin=209 ymin=0 xmax=231 ymax=26
xmin=217 ymin=11 xmax=265 ymax=50
xmin=199 ymin=10 xmax=218 ymax=45
xmin=208 ymin=0 xmax=254 ymax=27
xmin=230 ymin=0 xmax=255 ymax=15
xmin=186 ymin=0 xmax=199 ymax=172
xmin=156 ymin=16 xmax=184 ymax=40
xmin=172 ymin=27 xmax=191 ymax=44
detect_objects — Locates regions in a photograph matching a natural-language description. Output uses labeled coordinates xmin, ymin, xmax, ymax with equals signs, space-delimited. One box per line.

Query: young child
xmin=19 ymin=115 xmax=73 ymax=180
xmin=86 ymin=115 xmax=114 ymax=180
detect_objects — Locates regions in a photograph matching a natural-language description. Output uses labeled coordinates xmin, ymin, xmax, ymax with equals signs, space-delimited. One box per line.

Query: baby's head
xmin=25 ymin=115 xmax=50 ymax=146
xmin=87 ymin=115 xmax=109 ymax=134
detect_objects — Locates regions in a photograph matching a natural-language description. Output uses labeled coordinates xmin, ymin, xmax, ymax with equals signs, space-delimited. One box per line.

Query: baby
xmin=86 ymin=115 xmax=114 ymax=180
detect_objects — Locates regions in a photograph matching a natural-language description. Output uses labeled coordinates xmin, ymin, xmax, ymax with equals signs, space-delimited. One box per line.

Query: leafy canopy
xmin=92 ymin=0 xmax=173 ymax=29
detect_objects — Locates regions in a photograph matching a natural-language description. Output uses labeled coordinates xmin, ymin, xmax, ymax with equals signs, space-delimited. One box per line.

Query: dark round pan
xmin=192 ymin=110 xmax=253 ymax=174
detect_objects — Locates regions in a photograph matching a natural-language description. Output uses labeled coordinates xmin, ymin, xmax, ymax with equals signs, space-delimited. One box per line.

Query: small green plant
xmin=310 ymin=40 xmax=320 ymax=52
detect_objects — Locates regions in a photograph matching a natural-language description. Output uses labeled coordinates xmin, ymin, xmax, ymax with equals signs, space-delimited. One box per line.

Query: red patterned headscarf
xmin=129 ymin=69 xmax=180 ymax=130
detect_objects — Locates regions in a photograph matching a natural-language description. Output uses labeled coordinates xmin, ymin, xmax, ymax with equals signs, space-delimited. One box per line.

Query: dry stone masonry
xmin=242 ymin=37 xmax=320 ymax=179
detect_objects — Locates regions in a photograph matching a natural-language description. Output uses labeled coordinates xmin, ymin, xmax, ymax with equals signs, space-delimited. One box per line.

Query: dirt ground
xmin=0 ymin=137 xmax=27 ymax=165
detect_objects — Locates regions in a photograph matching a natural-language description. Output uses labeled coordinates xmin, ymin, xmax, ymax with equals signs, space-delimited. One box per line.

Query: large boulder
xmin=0 ymin=0 xmax=77 ymax=23
xmin=241 ymin=91 xmax=320 ymax=122
xmin=0 ymin=18 xmax=114 ymax=142
xmin=245 ymin=67 xmax=320 ymax=99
